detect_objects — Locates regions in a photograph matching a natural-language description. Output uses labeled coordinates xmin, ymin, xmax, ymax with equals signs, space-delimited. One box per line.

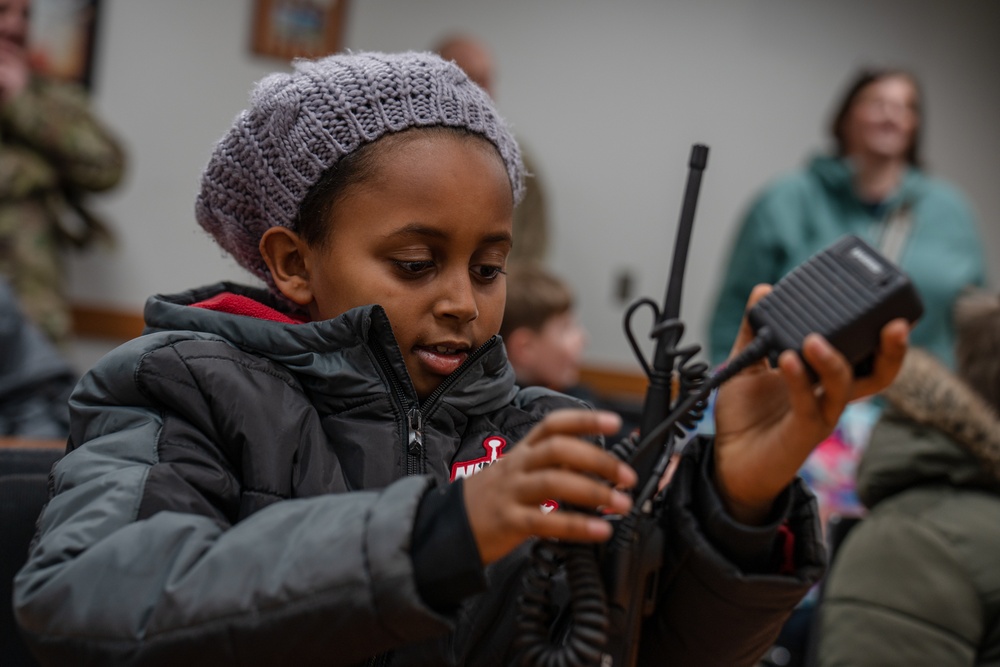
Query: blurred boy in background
xmin=500 ymin=263 xmax=586 ymax=391
xmin=501 ymin=263 xmax=640 ymax=442
xmin=0 ymin=0 xmax=125 ymax=343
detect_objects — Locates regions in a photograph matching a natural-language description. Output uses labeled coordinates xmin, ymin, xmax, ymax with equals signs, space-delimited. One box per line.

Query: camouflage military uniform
xmin=0 ymin=76 xmax=124 ymax=343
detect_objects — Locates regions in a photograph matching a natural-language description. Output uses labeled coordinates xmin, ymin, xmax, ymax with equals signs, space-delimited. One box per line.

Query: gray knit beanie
xmin=195 ymin=50 xmax=525 ymax=292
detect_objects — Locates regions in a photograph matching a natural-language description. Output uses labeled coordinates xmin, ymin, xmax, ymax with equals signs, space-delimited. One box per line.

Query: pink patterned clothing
xmin=697 ymin=392 xmax=881 ymax=530
xmin=794 ymin=400 xmax=882 ymax=528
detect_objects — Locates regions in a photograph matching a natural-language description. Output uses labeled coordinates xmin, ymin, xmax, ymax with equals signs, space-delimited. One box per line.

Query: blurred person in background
xmin=817 ymin=288 xmax=1000 ymax=666
xmin=501 ymin=263 xmax=640 ymax=445
xmin=0 ymin=0 xmax=125 ymax=344
xmin=712 ymin=67 xmax=986 ymax=667
xmin=500 ymin=263 xmax=587 ymax=392
xmin=0 ymin=275 xmax=75 ymax=438
xmin=708 ymin=67 xmax=986 ymax=527
xmin=435 ymin=33 xmax=550 ymax=267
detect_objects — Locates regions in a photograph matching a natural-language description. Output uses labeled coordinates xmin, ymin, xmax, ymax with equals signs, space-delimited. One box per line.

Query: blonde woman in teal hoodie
xmin=706 ymin=67 xmax=986 ymax=665
xmin=709 ymin=68 xmax=985 ymax=527
xmin=711 ymin=68 xmax=984 ymax=373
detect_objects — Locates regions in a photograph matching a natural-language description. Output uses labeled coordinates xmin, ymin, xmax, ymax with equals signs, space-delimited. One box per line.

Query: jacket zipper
xmin=366 ymin=335 xmax=499 ymax=667
xmin=405 ymin=405 xmax=423 ymax=477
xmin=370 ymin=335 xmax=500 ymax=477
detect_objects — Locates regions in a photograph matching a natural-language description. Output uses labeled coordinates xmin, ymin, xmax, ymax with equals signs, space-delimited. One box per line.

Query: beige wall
xmin=67 ymin=0 xmax=1000 ymax=371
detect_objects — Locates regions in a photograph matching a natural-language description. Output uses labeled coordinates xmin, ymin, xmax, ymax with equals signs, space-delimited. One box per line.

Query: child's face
xmin=514 ymin=311 xmax=587 ymax=391
xmin=299 ymin=131 xmax=514 ymax=399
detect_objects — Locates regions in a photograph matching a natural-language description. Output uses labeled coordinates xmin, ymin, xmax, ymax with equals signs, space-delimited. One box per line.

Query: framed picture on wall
xmin=251 ymin=0 xmax=350 ymax=61
xmin=27 ymin=0 xmax=102 ymax=88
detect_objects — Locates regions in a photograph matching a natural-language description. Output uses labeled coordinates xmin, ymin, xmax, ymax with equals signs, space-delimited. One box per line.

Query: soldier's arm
xmin=0 ymin=78 xmax=124 ymax=192
xmin=0 ymin=143 xmax=58 ymax=198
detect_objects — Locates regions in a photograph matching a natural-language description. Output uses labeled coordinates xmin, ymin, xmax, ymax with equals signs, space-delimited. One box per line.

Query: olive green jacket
xmin=818 ymin=350 xmax=1000 ymax=666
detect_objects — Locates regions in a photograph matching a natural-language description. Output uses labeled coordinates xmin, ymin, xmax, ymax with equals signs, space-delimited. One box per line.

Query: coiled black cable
xmin=674 ymin=356 xmax=709 ymax=435
xmin=515 ymin=541 xmax=609 ymax=667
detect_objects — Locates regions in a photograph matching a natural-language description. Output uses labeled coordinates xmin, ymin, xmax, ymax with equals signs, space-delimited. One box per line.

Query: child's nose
xmin=435 ymin=272 xmax=479 ymax=322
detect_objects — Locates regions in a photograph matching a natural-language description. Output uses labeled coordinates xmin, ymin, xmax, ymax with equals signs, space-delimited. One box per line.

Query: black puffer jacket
xmin=15 ymin=283 xmax=824 ymax=666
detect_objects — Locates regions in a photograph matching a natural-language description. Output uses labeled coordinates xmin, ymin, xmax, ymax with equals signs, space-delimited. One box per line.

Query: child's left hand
xmin=712 ymin=284 xmax=909 ymax=525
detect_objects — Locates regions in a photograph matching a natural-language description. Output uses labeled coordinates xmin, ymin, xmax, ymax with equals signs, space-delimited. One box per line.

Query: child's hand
xmin=463 ymin=409 xmax=636 ymax=565
xmin=713 ymin=284 xmax=909 ymax=525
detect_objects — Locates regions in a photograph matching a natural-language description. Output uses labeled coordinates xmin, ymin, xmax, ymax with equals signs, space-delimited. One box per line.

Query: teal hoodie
xmin=708 ymin=155 xmax=985 ymax=367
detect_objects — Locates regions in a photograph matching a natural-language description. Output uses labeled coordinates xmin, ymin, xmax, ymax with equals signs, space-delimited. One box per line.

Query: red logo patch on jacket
xmin=450 ymin=436 xmax=507 ymax=481
xmin=449 ymin=436 xmax=560 ymax=512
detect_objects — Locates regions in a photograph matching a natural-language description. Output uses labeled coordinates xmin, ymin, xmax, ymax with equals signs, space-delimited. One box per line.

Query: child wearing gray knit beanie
xmin=195 ymin=50 xmax=525 ymax=294
xmin=13 ymin=48 xmax=908 ymax=667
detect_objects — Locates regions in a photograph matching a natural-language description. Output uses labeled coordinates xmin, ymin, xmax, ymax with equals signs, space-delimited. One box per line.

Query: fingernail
xmin=588 ymin=518 xmax=613 ymax=540
xmin=618 ymin=463 xmax=637 ymax=488
xmin=598 ymin=410 xmax=622 ymax=430
xmin=610 ymin=489 xmax=633 ymax=513
xmin=807 ymin=334 xmax=831 ymax=359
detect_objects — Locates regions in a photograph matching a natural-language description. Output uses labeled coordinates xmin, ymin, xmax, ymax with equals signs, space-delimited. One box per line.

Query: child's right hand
xmin=462 ymin=409 xmax=636 ymax=565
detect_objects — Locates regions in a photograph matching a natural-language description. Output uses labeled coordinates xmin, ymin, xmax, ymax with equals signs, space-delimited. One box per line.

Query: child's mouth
xmin=413 ymin=344 xmax=470 ymax=376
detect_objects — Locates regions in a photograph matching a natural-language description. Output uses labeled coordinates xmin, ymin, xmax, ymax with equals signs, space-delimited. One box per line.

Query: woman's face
xmin=842 ymin=75 xmax=920 ymax=163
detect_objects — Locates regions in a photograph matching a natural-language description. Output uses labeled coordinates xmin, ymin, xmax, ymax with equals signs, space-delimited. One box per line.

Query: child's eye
xmin=472 ymin=265 xmax=507 ymax=282
xmin=393 ymin=260 xmax=435 ymax=276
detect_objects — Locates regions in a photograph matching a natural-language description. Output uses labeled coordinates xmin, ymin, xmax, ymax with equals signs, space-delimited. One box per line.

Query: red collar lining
xmin=191 ymin=292 xmax=306 ymax=324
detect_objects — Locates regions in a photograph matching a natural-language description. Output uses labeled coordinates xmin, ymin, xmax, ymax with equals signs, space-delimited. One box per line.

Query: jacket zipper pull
xmin=407 ymin=406 xmax=423 ymax=454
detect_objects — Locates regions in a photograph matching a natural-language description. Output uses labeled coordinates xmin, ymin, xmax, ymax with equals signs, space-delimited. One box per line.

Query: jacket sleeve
xmin=639 ymin=437 xmax=826 ymax=667
xmin=0 ymin=78 xmax=124 ymax=193
xmin=13 ymin=334 xmax=452 ymax=666
xmin=817 ymin=511 xmax=982 ymax=666
xmin=0 ymin=144 xmax=58 ymax=199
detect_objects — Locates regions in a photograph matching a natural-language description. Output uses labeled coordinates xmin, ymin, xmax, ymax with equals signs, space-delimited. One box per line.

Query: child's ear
xmin=259 ymin=227 xmax=315 ymax=307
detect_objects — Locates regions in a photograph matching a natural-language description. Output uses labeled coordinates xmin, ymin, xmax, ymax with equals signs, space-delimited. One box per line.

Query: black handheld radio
xmin=515 ymin=144 xmax=923 ymax=667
